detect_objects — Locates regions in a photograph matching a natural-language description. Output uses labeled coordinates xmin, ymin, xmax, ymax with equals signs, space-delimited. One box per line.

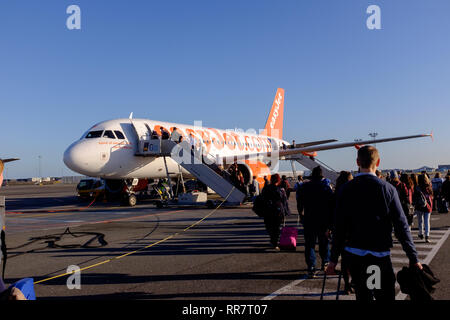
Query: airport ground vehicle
xmin=76 ymin=178 xmax=105 ymax=200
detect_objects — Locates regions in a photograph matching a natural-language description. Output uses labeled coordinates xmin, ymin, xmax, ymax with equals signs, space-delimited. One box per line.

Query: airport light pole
xmin=369 ymin=132 xmax=378 ymax=146
xmin=38 ymin=155 xmax=42 ymax=179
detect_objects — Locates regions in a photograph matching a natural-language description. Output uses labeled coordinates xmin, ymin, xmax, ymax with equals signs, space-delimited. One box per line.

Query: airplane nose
xmin=63 ymin=141 xmax=100 ymax=176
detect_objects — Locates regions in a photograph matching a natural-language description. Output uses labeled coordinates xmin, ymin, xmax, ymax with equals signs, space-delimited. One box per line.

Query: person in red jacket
xmin=390 ymin=171 xmax=412 ymax=227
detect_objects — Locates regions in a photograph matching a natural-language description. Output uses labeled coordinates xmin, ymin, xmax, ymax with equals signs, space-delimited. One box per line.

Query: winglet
xmin=129 ymin=112 xmax=133 ymax=119
xmin=263 ymin=88 xmax=285 ymax=139
xmin=0 ymin=158 xmax=20 ymax=163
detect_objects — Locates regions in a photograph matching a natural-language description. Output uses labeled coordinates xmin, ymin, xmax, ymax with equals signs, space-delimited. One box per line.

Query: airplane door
xmin=131 ymin=120 xmax=151 ymax=142
xmin=131 ymin=121 xmax=160 ymax=155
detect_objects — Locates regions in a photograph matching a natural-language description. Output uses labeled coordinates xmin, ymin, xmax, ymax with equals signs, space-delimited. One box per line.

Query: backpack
xmin=415 ymin=189 xmax=432 ymax=213
xmin=254 ymin=186 xmax=284 ymax=218
xmin=252 ymin=194 xmax=266 ymax=217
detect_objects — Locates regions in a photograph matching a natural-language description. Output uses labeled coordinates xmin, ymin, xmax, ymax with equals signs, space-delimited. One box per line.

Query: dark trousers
xmin=346 ymin=252 xmax=396 ymax=301
xmin=303 ymin=227 xmax=330 ymax=271
xmin=264 ymin=215 xmax=282 ymax=247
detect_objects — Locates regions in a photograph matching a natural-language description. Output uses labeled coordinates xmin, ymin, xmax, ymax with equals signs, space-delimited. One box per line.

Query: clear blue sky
xmin=1 ymin=0 xmax=449 ymax=179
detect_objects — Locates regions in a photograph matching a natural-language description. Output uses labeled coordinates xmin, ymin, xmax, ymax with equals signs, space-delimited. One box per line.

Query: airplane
xmin=63 ymin=88 xmax=432 ymax=206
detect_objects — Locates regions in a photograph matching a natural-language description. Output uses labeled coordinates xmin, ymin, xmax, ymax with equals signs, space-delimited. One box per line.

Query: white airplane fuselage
xmin=63 ymin=118 xmax=288 ymax=181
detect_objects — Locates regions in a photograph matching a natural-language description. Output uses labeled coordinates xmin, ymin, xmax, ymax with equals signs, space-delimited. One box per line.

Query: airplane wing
xmin=293 ymin=139 xmax=337 ymax=148
xmin=279 ymin=133 xmax=432 ymax=157
xmin=240 ymin=133 xmax=431 ymax=161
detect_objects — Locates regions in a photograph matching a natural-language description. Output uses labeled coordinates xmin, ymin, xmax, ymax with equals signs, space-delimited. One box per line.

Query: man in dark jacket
xmin=326 ymin=146 xmax=422 ymax=301
xmin=442 ymin=174 xmax=450 ymax=210
xmin=297 ymin=166 xmax=334 ymax=277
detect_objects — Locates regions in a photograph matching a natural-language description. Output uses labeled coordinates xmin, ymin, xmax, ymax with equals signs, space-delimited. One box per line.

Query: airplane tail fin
xmin=263 ymin=88 xmax=285 ymax=139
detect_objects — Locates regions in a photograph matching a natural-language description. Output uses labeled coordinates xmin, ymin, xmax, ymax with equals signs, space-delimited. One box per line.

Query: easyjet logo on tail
xmin=264 ymin=88 xmax=284 ymax=139
xmin=270 ymin=92 xmax=283 ymax=129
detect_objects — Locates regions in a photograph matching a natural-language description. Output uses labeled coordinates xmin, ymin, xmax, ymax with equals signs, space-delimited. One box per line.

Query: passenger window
xmin=114 ymin=131 xmax=125 ymax=139
xmin=86 ymin=131 xmax=104 ymax=138
xmin=103 ymin=130 xmax=116 ymax=139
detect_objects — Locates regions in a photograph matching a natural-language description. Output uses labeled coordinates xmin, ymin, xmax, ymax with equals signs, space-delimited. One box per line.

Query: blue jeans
xmin=304 ymin=228 xmax=330 ymax=271
xmin=416 ymin=210 xmax=431 ymax=237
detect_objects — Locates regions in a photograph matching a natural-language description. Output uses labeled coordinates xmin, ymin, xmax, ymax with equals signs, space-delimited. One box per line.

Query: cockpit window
xmin=103 ymin=130 xmax=116 ymax=139
xmin=114 ymin=131 xmax=125 ymax=139
xmin=85 ymin=131 xmax=104 ymax=138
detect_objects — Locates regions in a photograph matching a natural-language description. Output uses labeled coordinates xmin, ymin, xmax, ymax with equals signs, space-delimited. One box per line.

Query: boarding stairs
xmin=131 ymin=122 xmax=245 ymax=204
xmin=285 ymin=154 xmax=339 ymax=184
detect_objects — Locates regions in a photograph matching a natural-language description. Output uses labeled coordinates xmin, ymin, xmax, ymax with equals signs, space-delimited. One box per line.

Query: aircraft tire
xmin=128 ymin=194 xmax=137 ymax=207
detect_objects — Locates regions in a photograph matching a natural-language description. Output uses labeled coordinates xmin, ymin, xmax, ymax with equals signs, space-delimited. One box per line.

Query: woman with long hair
xmin=400 ymin=173 xmax=414 ymax=227
xmin=413 ymin=174 xmax=434 ymax=242
xmin=261 ymin=174 xmax=289 ymax=249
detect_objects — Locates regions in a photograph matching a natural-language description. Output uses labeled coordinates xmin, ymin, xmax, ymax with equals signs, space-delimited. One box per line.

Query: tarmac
xmin=0 ymin=183 xmax=449 ymax=300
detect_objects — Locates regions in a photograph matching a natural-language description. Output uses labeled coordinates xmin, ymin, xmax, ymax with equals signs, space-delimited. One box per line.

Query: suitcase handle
xmin=320 ymin=271 xmax=342 ymax=300
xmin=283 ymin=214 xmax=300 ymax=228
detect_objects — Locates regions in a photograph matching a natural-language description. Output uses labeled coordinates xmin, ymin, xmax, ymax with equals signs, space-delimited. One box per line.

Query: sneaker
xmin=344 ymin=284 xmax=354 ymax=295
xmin=418 ymin=234 xmax=424 ymax=240
xmin=425 ymin=237 xmax=430 ymax=243
xmin=307 ymin=269 xmax=317 ymax=279
xmin=321 ymin=262 xmax=329 ymax=271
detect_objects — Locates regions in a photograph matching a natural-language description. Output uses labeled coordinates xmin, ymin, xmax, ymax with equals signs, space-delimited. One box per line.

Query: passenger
xmin=400 ymin=173 xmax=415 ymax=227
xmin=280 ymin=175 xmax=291 ymax=200
xmin=0 ymin=160 xmax=31 ymax=300
xmin=160 ymin=128 xmax=170 ymax=140
xmin=296 ymin=166 xmax=333 ymax=278
xmin=442 ymin=174 xmax=450 ymax=211
xmin=293 ymin=175 xmax=303 ymax=192
xmin=326 ymin=146 xmax=422 ymax=301
xmin=249 ymin=176 xmax=260 ymax=198
xmin=389 ymin=171 xmax=412 ymax=228
xmin=411 ymin=173 xmax=419 ymax=189
xmin=333 ymin=171 xmax=353 ymax=294
xmin=151 ymin=130 xmax=159 ymax=139
xmin=261 ymin=174 xmax=289 ymax=250
xmin=237 ymin=171 xmax=247 ymax=196
xmin=431 ymin=173 xmax=443 ymax=211
xmin=262 ymin=175 xmax=270 ymax=192
xmin=413 ymin=174 xmax=434 ymax=243
xmin=170 ymin=127 xmax=182 ymax=143
xmin=291 ymin=140 xmax=296 ymax=149
xmin=375 ymin=169 xmax=382 ymax=179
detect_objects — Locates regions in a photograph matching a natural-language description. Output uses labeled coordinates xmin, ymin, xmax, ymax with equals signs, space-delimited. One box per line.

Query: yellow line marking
xmin=34 ymin=188 xmax=235 ymax=285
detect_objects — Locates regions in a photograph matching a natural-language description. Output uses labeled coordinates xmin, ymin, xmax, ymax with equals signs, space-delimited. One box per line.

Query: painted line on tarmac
xmin=261 ymin=275 xmax=309 ymax=300
xmin=263 ymin=227 xmax=450 ymax=301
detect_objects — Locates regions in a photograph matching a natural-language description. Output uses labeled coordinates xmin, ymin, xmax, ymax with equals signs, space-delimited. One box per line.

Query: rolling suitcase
xmin=279 ymin=215 xmax=299 ymax=251
xmin=279 ymin=226 xmax=298 ymax=251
